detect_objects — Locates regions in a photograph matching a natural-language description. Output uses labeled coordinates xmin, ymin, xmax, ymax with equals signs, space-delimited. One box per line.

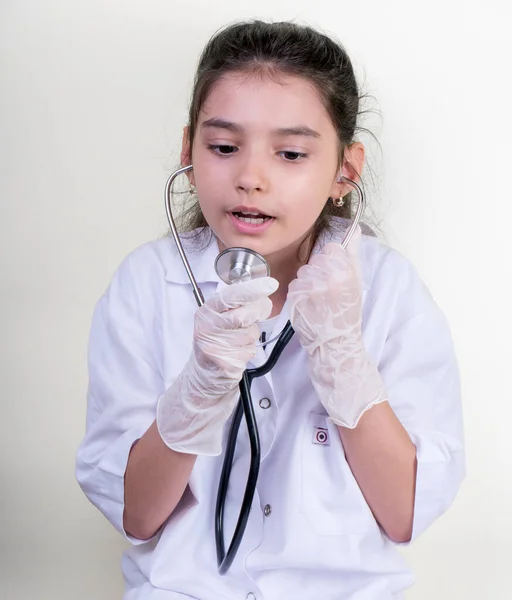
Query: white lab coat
xmin=76 ymin=219 xmax=465 ymax=600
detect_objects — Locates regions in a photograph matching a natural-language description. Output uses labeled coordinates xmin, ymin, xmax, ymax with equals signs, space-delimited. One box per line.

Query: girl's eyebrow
xmin=201 ymin=118 xmax=242 ymax=133
xmin=277 ymin=125 xmax=321 ymax=139
xmin=201 ymin=118 xmax=321 ymax=139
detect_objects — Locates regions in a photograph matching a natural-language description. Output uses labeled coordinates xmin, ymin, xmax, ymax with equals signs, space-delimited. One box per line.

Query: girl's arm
xmin=338 ymin=402 xmax=417 ymax=543
xmin=123 ymin=421 xmax=197 ymax=540
xmin=77 ymin=245 xmax=277 ymax=543
xmin=76 ymin=248 xmax=177 ymax=546
xmin=288 ymin=232 xmax=465 ymax=544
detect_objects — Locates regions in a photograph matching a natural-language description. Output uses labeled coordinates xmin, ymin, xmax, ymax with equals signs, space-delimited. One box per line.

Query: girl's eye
xmin=279 ymin=151 xmax=308 ymax=161
xmin=207 ymin=144 xmax=238 ymax=155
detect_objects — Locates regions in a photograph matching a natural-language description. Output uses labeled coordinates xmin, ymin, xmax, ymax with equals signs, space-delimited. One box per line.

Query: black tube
xmin=215 ymin=321 xmax=295 ymax=574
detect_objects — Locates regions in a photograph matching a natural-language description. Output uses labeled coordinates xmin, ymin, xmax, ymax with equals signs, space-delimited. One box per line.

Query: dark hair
xmin=177 ymin=20 xmax=374 ymax=247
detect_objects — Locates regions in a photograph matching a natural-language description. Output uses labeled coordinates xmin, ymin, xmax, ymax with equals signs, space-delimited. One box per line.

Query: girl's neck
xmin=267 ymin=269 xmax=295 ymax=317
xmin=264 ymin=237 xmax=314 ymax=317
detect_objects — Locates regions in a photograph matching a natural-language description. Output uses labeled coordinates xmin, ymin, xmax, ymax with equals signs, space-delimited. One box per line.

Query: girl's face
xmin=184 ymin=72 xmax=362 ymax=267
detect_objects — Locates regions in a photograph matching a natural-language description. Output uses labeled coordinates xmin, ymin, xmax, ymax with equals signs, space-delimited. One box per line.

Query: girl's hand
xmin=157 ymin=276 xmax=278 ymax=456
xmin=288 ymin=227 xmax=387 ymax=428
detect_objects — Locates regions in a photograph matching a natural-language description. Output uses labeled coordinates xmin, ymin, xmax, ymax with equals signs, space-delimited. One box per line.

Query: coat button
xmin=264 ymin=504 xmax=272 ymax=517
xmin=259 ymin=397 xmax=271 ymax=409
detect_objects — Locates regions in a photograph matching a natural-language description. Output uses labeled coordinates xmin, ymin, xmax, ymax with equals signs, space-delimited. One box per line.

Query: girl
xmin=76 ymin=20 xmax=465 ymax=600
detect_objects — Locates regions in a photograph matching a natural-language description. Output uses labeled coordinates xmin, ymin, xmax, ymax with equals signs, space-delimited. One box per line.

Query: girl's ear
xmin=180 ymin=126 xmax=195 ymax=184
xmin=330 ymin=142 xmax=365 ymax=198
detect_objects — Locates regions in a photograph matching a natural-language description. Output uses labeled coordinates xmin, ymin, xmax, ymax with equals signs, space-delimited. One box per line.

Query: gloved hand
xmin=157 ymin=276 xmax=279 ymax=456
xmin=288 ymin=226 xmax=387 ymax=428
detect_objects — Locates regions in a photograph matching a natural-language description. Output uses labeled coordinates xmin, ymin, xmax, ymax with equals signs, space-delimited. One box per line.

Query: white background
xmin=1 ymin=1 xmax=510 ymax=598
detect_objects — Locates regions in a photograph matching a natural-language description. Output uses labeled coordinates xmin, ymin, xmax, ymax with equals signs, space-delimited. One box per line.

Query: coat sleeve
xmin=75 ymin=248 xmax=164 ymax=544
xmin=374 ymin=251 xmax=466 ymax=542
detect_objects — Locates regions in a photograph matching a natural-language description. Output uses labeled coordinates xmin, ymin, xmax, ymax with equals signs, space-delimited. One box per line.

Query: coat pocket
xmin=300 ymin=412 xmax=372 ymax=536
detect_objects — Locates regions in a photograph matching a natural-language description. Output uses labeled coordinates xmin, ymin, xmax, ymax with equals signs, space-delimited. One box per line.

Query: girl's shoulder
xmin=361 ymin=234 xmax=443 ymax=330
xmin=111 ymin=235 xmax=178 ymax=288
xmin=325 ymin=218 xmax=440 ymax=322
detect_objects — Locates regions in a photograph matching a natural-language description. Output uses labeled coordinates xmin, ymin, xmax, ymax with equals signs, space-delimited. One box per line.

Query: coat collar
xmin=164 ymin=229 xmax=221 ymax=285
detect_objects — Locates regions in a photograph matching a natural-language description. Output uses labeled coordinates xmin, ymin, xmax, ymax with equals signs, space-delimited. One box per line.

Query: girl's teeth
xmin=238 ymin=216 xmax=267 ymax=224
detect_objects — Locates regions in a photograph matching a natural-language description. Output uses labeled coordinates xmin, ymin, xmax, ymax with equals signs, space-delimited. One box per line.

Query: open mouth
xmin=231 ymin=211 xmax=273 ymax=224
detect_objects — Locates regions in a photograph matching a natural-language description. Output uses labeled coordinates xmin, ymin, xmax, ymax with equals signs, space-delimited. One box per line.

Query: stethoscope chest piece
xmin=215 ymin=247 xmax=270 ymax=284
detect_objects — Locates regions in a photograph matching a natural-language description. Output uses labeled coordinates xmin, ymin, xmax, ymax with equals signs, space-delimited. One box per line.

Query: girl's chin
xmin=213 ymin=220 xmax=277 ymax=252
xmin=212 ymin=218 xmax=308 ymax=261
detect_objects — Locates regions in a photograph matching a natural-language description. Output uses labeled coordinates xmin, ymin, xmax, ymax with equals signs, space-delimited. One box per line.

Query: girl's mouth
xmin=231 ymin=210 xmax=272 ymax=224
xmin=228 ymin=210 xmax=275 ymax=233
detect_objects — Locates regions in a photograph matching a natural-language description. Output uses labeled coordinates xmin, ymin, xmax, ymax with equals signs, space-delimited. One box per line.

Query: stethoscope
xmin=164 ymin=164 xmax=365 ymax=574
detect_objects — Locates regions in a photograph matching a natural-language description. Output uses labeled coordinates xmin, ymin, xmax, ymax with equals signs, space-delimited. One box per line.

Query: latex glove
xmin=288 ymin=226 xmax=387 ymax=428
xmin=157 ymin=276 xmax=278 ymax=456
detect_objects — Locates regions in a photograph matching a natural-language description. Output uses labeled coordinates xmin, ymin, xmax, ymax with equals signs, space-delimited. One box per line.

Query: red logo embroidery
xmin=313 ymin=426 xmax=329 ymax=445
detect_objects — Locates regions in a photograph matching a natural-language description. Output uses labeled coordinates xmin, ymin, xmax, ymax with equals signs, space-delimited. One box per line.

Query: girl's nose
xmin=234 ymin=153 xmax=269 ymax=194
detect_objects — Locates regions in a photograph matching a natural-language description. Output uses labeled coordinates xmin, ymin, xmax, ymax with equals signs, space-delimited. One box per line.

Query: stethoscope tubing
xmin=215 ymin=320 xmax=296 ymax=573
xmin=164 ymin=164 xmax=366 ymax=573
